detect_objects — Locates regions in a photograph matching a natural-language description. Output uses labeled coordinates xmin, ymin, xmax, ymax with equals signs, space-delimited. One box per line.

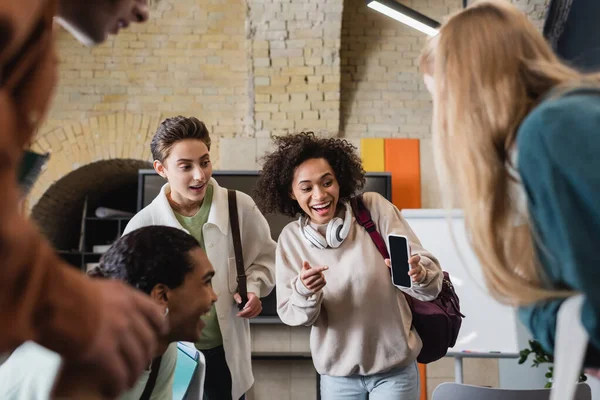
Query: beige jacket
xmin=124 ymin=178 xmax=276 ymax=399
xmin=276 ymin=192 xmax=443 ymax=376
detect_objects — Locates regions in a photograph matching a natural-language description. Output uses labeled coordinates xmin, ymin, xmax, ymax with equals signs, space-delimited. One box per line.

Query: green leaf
xmin=518 ymin=349 xmax=531 ymax=364
xmin=531 ymin=340 xmax=543 ymax=352
xmin=519 ymin=340 xmax=587 ymax=385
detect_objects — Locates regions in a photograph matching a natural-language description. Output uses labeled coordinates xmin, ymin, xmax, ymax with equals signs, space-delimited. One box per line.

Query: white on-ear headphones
xmin=298 ymin=203 xmax=352 ymax=249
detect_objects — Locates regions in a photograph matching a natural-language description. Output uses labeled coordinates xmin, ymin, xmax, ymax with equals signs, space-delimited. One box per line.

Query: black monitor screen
xmin=137 ymin=170 xmax=392 ymax=319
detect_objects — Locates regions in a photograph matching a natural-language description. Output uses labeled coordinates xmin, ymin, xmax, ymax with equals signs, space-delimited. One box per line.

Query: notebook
xmin=174 ymin=342 xmax=200 ymax=400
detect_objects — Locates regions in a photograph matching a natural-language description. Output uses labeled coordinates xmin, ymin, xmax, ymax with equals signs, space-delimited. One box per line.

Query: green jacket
xmin=517 ymin=88 xmax=600 ymax=366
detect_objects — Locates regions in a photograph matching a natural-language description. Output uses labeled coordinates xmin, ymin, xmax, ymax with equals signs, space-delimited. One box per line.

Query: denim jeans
xmin=320 ymin=361 xmax=420 ymax=400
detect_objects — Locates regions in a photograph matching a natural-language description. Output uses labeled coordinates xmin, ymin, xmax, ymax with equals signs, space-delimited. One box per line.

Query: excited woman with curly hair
xmin=256 ymin=133 xmax=366 ymax=217
xmin=256 ymin=132 xmax=443 ymax=400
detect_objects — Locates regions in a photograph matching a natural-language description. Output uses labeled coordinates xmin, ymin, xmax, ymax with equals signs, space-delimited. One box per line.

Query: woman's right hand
xmin=300 ymin=261 xmax=329 ymax=293
xmin=585 ymin=368 xmax=600 ymax=378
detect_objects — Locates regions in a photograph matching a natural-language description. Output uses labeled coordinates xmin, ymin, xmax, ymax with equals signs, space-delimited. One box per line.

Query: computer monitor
xmin=137 ymin=169 xmax=392 ymax=320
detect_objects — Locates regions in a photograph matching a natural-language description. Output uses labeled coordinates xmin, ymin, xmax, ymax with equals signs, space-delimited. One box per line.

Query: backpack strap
xmin=350 ymin=194 xmax=390 ymax=260
xmin=228 ymin=189 xmax=248 ymax=310
xmin=139 ymin=355 xmax=162 ymax=400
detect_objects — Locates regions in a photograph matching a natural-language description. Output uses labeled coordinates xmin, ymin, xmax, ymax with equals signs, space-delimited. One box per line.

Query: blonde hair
xmin=428 ymin=0 xmax=600 ymax=306
xmin=420 ymin=35 xmax=438 ymax=77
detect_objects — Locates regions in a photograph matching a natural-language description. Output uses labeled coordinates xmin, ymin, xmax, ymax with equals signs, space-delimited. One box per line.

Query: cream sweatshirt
xmin=276 ymin=192 xmax=443 ymax=376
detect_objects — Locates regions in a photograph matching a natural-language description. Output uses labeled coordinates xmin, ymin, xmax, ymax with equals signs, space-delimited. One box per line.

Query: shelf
xmin=251 ymin=351 xmax=312 ymax=360
xmin=58 ymin=250 xmax=78 ymax=254
xmin=57 ymin=251 xmax=108 ymax=256
xmin=249 ymin=316 xmax=283 ymax=325
xmin=86 ymin=216 xmax=133 ymax=221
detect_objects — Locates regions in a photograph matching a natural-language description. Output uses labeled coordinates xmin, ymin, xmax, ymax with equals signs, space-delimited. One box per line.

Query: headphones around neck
xmin=298 ymin=203 xmax=352 ymax=249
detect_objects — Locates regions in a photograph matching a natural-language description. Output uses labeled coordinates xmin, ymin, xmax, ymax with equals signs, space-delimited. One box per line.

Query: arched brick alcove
xmin=31 ymin=159 xmax=151 ymax=251
xmin=29 ymin=112 xmax=163 ymax=209
xmin=28 ymin=112 xmax=163 ymax=250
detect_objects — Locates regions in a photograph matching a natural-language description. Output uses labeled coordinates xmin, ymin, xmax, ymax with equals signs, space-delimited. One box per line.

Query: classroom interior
xmin=26 ymin=0 xmax=600 ymax=399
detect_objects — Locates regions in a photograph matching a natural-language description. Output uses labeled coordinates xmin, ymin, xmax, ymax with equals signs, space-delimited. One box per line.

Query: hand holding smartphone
xmin=387 ymin=234 xmax=412 ymax=288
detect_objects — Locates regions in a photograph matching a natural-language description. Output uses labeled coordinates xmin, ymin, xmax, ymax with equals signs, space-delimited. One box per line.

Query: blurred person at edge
xmin=0 ymin=1 xmax=172 ymax=398
xmin=420 ymin=0 xmax=600 ymax=375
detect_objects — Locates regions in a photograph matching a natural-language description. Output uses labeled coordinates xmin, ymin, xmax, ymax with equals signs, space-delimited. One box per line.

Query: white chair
xmin=174 ymin=342 xmax=206 ymax=400
xmin=431 ymin=382 xmax=592 ymax=400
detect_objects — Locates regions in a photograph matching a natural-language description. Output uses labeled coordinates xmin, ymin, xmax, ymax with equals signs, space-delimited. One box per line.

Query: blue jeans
xmin=320 ymin=362 xmax=420 ymax=400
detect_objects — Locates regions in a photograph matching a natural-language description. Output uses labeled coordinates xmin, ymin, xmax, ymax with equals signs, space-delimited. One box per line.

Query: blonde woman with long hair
xmin=421 ymin=0 xmax=600 ymax=368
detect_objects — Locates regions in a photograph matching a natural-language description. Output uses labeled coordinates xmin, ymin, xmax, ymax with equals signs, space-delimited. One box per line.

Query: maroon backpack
xmin=350 ymin=195 xmax=464 ymax=364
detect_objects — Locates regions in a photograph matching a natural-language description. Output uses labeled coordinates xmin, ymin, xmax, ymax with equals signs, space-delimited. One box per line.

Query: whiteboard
xmin=402 ymin=209 xmax=520 ymax=355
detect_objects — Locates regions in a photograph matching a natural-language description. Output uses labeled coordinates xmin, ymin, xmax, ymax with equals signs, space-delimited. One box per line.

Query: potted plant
xmin=518 ymin=339 xmax=588 ymax=388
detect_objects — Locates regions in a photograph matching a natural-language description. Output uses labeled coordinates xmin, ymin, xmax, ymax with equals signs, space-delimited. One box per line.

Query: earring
xmin=164 ymin=307 xmax=169 ymax=316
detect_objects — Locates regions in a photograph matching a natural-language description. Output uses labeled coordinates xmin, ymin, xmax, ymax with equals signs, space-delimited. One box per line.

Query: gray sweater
xmin=276 ymin=192 xmax=443 ymax=376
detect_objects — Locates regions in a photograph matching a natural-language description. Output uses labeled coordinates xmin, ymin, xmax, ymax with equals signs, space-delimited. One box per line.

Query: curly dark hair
xmin=89 ymin=226 xmax=201 ymax=295
xmin=256 ymin=132 xmax=365 ymax=217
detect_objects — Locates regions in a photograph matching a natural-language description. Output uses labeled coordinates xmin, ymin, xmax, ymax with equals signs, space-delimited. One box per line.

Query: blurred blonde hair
xmin=420 ymin=34 xmax=438 ymax=77
xmin=427 ymin=0 xmax=600 ymax=306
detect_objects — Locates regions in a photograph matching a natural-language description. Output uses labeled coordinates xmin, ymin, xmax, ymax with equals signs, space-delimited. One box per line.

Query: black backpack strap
xmin=350 ymin=194 xmax=390 ymax=259
xmin=228 ymin=189 xmax=248 ymax=310
xmin=351 ymin=194 xmax=374 ymax=230
xmin=139 ymin=355 xmax=162 ymax=400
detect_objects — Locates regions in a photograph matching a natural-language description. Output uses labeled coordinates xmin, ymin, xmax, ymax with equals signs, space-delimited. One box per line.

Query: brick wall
xmin=46 ymin=0 xmax=248 ymax=135
xmin=32 ymin=0 xmax=550 ymax=210
xmin=248 ymin=0 xmax=343 ymax=137
xmin=340 ymin=0 xmax=457 ymax=139
xmin=33 ymin=0 xmax=249 ymax=208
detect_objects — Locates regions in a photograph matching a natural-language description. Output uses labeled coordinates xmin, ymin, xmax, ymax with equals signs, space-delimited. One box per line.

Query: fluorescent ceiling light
xmin=367 ymin=0 xmax=440 ymax=37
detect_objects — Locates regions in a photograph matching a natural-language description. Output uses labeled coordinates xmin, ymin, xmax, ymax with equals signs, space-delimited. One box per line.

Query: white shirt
xmin=0 ymin=342 xmax=177 ymax=400
xmin=0 ymin=342 xmax=61 ymax=400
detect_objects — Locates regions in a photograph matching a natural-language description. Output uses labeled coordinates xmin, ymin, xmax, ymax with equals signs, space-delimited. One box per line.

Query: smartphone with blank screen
xmin=388 ymin=234 xmax=411 ymax=288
